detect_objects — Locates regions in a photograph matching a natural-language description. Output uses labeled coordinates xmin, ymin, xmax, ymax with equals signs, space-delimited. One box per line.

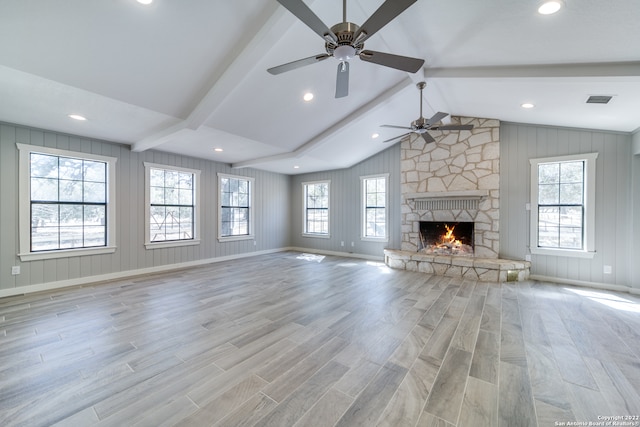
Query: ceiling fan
xmin=267 ymin=0 xmax=425 ymax=98
xmin=381 ymin=81 xmax=474 ymax=144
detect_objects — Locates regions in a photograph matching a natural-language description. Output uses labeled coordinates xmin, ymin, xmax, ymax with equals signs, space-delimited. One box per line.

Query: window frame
xmin=302 ymin=180 xmax=330 ymax=238
xmin=529 ymin=153 xmax=597 ymax=259
xmin=217 ymin=173 xmax=255 ymax=242
xmin=360 ymin=174 xmax=389 ymax=242
xmin=17 ymin=143 xmax=117 ymax=261
xmin=144 ymin=162 xmax=201 ymax=249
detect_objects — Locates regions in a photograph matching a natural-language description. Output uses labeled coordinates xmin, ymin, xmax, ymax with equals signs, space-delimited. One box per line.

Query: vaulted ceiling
xmin=1 ymin=0 xmax=639 ymax=174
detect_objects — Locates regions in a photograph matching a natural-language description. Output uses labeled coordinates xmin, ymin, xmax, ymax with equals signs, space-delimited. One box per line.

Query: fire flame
xmin=441 ymin=225 xmax=463 ymax=247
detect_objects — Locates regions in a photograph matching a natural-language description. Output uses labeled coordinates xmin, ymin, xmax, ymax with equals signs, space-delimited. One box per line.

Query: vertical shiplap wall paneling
xmin=0 ymin=125 xmax=17 ymax=290
xmin=500 ymin=122 xmax=634 ymax=289
xmin=289 ymin=144 xmax=401 ymax=258
xmin=0 ymin=122 xmax=291 ymax=292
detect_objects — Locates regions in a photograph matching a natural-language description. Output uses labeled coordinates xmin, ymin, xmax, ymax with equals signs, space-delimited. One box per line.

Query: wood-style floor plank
xmin=1 ymin=251 xmax=639 ymax=426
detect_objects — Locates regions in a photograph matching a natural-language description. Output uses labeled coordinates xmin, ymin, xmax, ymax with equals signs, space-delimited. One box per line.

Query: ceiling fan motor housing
xmin=325 ymin=22 xmax=364 ymax=59
xmin=412 ymin=117 xmax=429 ymax=132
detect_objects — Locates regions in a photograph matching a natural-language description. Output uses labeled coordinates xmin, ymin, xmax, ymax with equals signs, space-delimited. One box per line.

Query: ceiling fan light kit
xmin=268 ymin=0 xmax=425 ymax=98
xmin=381 ymin=82 xmax=474 ymax=144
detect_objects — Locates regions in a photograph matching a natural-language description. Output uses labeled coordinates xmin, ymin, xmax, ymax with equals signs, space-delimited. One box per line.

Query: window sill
xmin=145 ymin=239 xmax=201 ymax=250
xmin=19 ymin=246 xmax=117 ymax=261
xmin=218 ymin=235 xmax=254 ymax=243
xmin=361 ymin=237 xmax=389 ymax=243
xmin=302 ymin=233 xmax=330 ymax=239
xmin=530 ymin=247 xmax=596 ymax=259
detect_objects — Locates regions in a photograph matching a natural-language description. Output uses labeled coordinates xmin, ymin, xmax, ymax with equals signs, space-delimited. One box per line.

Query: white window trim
xmin=302 ymin=180 xmax=331 ymax=238
xmin=360 ymin=174 xmax=389 ymax=242
xmin=217 ymin=173 xmax=255 ymax=242
xmin=144 ymin=162 xmax=201 ymax=249
xmin=17 ymin=143 xmax=117 ymax=261
xmin=529 ymin=153 xmax=597 ymax=259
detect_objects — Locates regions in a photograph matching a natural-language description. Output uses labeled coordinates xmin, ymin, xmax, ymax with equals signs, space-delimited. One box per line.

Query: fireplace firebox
xmin=419 ymin=221 xmax=474 ymax=256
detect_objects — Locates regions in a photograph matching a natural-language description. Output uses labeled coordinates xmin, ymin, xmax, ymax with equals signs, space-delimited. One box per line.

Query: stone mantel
xmin=405 ymin=190 xmax=489 ymax=201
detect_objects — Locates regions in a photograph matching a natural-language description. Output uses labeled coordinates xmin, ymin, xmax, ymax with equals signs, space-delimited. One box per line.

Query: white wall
xmin=500 ymin=122 xmax=635 ymax=289
xmin=0 ymin=123 xmax=291 ymax=294
xmin=289 ymin=144 xmax=402 ymax=258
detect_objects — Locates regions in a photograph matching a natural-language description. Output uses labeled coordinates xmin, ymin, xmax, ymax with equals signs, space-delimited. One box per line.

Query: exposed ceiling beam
xmin=132 ymin=2 xmax=290 ymax=152
xmin=425 ymin=61 xmax=640 ymax=79
xmin=232 ymin=77 xmax=414 ymax=169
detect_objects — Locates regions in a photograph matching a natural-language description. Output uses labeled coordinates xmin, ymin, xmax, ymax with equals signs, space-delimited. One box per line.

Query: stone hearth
xmin=384 ymin=249 xmax=531 ymax=282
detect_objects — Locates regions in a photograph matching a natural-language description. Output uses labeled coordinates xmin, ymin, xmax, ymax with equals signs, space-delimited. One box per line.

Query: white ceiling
xmin=1 ymin=0 xmax=639 ymax=174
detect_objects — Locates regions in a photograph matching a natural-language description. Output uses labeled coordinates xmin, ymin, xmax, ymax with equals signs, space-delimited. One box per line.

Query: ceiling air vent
xmin=586 ymin=95 xmax=613 ymax=104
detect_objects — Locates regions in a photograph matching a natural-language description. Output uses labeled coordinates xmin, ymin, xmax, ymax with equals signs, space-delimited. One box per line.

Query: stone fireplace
xmin=385 ymin=116 xmax=530 ymax=282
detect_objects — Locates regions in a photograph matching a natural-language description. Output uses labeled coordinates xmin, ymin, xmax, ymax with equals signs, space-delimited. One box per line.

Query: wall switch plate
xmin=351 ymin=242 xmax=355 ymax=247
xmin=341 ymin=241 xmax=344 ymax=246
xmin=603 ymin=265 xmax=612 ymax=274
xmin=11 ymin=266 xmax=20 ymax=275
xmin=525 ymin=254 xmax=531 ymax=261
xmin=525 ymin=203 xmax=531 ymax=211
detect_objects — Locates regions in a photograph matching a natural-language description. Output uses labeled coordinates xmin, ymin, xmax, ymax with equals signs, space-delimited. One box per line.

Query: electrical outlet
xmin=341 ymin=241 xmax=344 ymax=246
xmin=603 ymin=265 xmax=612 ymax=274
xmin=525 ymin=203 xmax=531 ymax=211
xmin=11 ymin=266 xmax=20 ymax=275
xmin=525 ymin=254 xmax=531 ymax=262
xmin=351 ymin=242 xmax=355 ymax=247
xmin=253 ymin=240 xmax=256 ymax=246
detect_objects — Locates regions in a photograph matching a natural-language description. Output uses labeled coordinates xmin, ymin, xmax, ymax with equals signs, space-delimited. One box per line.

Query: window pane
xmin=85 ymin=205 xmax=105 ymax=226
xmin=179 ymin=188 xmax=193 ymax=205
xmin=59 ymin=226 xmax=84 ymax=249
xmin=559 ymin=183 xmax=583 ymax=204
xmin=150 ymin=186 xmax=164 ymax=204
xmin=59 ymin=204 xmax=83 ymax=227
xmin=31 ymin=154 xmax=58 ymax=178
xmin=59 ymin=180 xmax=83 ymax=202
xmin=165 ymin=171 xmax=178 ymax=188
xmin=31 ymin=177 xmax=58 ymax=201
xmin=84 ymin=182 xmax=106 ymax=203
xmin=83 ymin=226 xmax=106 ymax=247
xmin=538 ymin=163 xmax=559 ymax=184
xmin=165 ymin=188 xmax=179 ymax=205
xmin=560 ymin=161 xmax=583 ymax=183
xmin=150 ymin=169 xmax=165 ymax=187
xmin=150 ymin=206 xmax=166 ymax=241
xmin=84 ymin=161 xmax=106 ymax=182
xmin=178 ymin=172 xmax=193 ymax=189
xmin=538 ymin=184 xmax=558 ymax=205
xmin=58 ymin=158 xmax=83 ymax=180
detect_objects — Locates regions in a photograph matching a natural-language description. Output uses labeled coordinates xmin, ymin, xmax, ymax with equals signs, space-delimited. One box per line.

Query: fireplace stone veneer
xmin=385 ymin=116 xmax=531 ymax=281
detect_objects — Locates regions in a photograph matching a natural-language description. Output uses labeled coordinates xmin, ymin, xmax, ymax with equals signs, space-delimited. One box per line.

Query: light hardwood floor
xmin=1 ymin=251 xmax=640 ymax=427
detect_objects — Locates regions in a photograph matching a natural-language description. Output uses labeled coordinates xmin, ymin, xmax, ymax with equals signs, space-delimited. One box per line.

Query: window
xmin=361 ymin=174 xmax=388 ymax=241
xmin=145 ymin=163 xmax=200 ymax=248
xmin=303 ymin=180 xmax=330 ymax=237
xmin=17 ymin=144 xmax=117 ymax=261
xmin=218 ymin=173 xmax=254 ymax=241
xmin=530 ymin=153 xmax=597 ymax=258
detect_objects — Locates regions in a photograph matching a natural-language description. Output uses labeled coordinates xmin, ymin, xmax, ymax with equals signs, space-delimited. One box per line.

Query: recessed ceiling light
xmin=521 ymin=103 xmax=535 ymax=109
xmin=214 ymin=148 xmax=223 ymax=152
xmin=303 ymin=92 xmax=314 ymax=102
xmin=68 ymin=114 xmax=87 ymax=121
xmin=538 ymin=1 xmax=562 ymax=15
xmin=293 ymin=165 xmax=300 ymax=169
xmin=371 ymin=133 xmax=380 ymax=139
xmin=137 ymin=0 xmax=153 ymax=5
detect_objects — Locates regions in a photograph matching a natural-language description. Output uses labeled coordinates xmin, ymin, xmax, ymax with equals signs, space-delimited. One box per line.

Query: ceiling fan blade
xmin=353 ymin=0 xmax=417 ymax=44
xmin=276 ymin=0 xmax=337 ymax=42
xmin=267 ymin=53 xmax=330 ymax=75
xmin=383 ymin=132 xmax=412 ymax=143
xmin=421 ymin=132 xmax=436 ymax=144
xmin=335 ymin=62 xmax=349 ymax=98
xmin=426 ymin=112 xmax=449 ymax=126
xmin=359 ymin=50 xmax=424 ymax=73
xmin=431 ymin=124 xmax=475 ymax=131
xmin=380 ymin=124 xmax=413 ymax=130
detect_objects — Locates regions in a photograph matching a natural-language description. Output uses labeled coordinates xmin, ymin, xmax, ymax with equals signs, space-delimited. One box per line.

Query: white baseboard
xmin=530 ymin=274 xmax=640 ymax=296
xmin=0 ymin=248 xmax=289 ymax=298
